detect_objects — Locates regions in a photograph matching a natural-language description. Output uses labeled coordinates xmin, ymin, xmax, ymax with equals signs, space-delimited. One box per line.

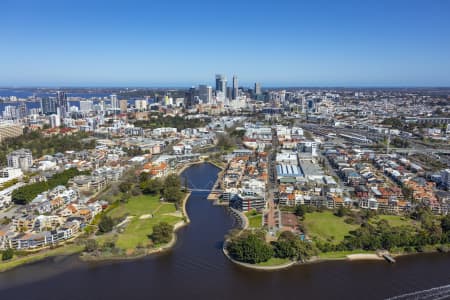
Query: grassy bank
xmin=0 ymin=244 xmax=84 ymax=273
xmin=303 ymin=211 xmax=358 ymax=244
xmin=97 ymin=194 xmax=183 ymax=253
xmin=256 ymin=257 xmax=291 ymax=266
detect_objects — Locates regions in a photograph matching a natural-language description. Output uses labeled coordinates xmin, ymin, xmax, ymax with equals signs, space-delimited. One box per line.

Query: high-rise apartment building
xmin=232 ymin=75 xmax=238 ymax=100
xmin=110 ymin=94 xmax=119 ymax=112
xmin=41 ymin=97 xmax=58 ymax=115
xmin=79 ymin=100 xmax=94 ymax=112
xmin=254 ymin=82 xmax=262 ymax=96
xmin=215 ymin=74 xmax=227 ymax=95
xmin=198 ymin=85 xmax=212 ymax=103
xmin=135 ymin=100 xmax=148 ymax=111
xmin=120 ymin=100 xmax=128 ymax=113
xmin=56 ymin=91 xmax=68 ymax=118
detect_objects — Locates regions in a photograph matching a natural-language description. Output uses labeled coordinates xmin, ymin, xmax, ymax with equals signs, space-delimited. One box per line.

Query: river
xmin=0 ymin=163 xmax=449 ymax=299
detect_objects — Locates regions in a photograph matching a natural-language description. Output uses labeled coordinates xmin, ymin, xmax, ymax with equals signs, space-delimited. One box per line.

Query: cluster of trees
xmin=12 ymin=168 xmax=88 ymax=204
xmin=98 ymin=215 xmax=114 ymax=233
xmin=151 ymin=221 xmax=174 ymax=244
xmin=1 ymin=248 xmax=14 ymax=261
xmin=391 ymin=137 xmax=410 ymax=148
xmin=122 ymin=146 xmax=145 ymax=157
xmin=272 ymin=231 xmax=317 ymax=261
xmin=139 ymin=173 xmax=184 ymax=204
xmin=216 ymin=134 xmax=237 ymax=152
xmin=317 ymin=209 xmax=450 ymax=253
xmin=227 ymin=231 xmax=273 ymax=264
xmin=0 ymin=130 xmax=95 ymax=166
xmin=227 ymin=230 xmax=317 ymax=264
xmin=382 ymin=117 xmax=403 ymax=129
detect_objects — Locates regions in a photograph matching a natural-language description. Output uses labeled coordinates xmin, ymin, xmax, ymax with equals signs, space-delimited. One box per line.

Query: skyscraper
xmin=56 ymin=91 xmax=68 ymax=118
xmin=41 ymin=97 xmax=58 ymax=115
xmin=120 ymin=100 xmax=128 ymax=113
xmin=215 ymin=74 xmax=227 ymax=95
xmin=198 ymin=84 xmax=212 ymax=103
xmin=254 ymin=82 xmax=262 ymax=96
xmin=185 ymin=87 xmax=197 ymax=108
xmin=79 ymin=100 xmax=94 ymax=112
xmin=110 ymin=94 xmax=119 ymax=112
xmin=232 ymin=75 xmax=238 ymax=100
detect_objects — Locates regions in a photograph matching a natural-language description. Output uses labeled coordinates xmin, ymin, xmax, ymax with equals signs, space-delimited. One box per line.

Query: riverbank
xmin=0 ymin=243 xmax=84 ymax=273
xmin=81 ymin=191 xmax=192 ymax=262
xmin=0 ymin=189 xmax=193 ymax=271
xmin=222 ymin=238 xmax=296 ymax=271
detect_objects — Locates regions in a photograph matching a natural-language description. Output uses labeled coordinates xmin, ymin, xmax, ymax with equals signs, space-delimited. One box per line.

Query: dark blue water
xmin=0 ymin=163 xmax=449 ymax=300
xmin=0 ymin=89 xmax=110 ymax=99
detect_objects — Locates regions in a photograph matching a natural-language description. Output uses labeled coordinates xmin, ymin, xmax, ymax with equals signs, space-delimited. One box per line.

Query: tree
xmin=151 ymin=221 xmax=173 ymax=244
xmin=164 ymin=174 xmax=181 ymax=190
xmin=119 ymin=182 xmax=132 ymax=193
xmin=98 ymin=215 xmax=114 ymax=233
xmin=2 ymin=248 xmax=14 ymax=261
xmin=273 ymin=240 xmax=297 ymax=259
xmin=162 ymin=174 xmax=183 ymax=203
xmin=85 ymin=239 xmax=98 ymax=252
xmin=163 ymin=186 xmax=184 ymax=203
xmin=227 ymin=233 xmax=273 ymax=264
xmin=120 ymin=193 xmax=131 ymax=203
xmin=140 ymin=178 xmax=163 ymax=194
xmin=131 ymin=186 xmax=141 ymax=196
xmin=335 ymin=206 xmax=347 ymax=218
xmin=12 ymin=168 xmax=85 ymax=204
xmin=294 ymin=205 xmax=305 ymax=218
xmin=441 ymin=215 xmax=450 ymax=233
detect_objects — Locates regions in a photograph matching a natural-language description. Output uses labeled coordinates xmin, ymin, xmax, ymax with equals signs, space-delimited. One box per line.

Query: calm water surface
xmin=0 ymin=163 xmax=449 ymax=300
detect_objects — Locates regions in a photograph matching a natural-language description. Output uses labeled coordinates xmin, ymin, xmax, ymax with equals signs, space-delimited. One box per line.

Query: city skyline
xmin=1 ymin=0 xmax=450 ymax=87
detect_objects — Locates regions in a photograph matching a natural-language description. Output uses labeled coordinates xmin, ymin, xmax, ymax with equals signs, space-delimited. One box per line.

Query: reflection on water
xmin=0 ymin=163 xmax=449 ymax=300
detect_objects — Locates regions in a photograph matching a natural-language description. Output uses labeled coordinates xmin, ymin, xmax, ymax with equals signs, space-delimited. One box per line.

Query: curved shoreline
xmin=80 ymin=191 xmax=192 ymax=263
xmin=222 ymin=241 xmax=296 ymax=271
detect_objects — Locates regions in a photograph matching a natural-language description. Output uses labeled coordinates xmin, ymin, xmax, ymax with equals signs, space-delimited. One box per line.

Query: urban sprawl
xmin=0 ymin=76 xmax=449 ymax=267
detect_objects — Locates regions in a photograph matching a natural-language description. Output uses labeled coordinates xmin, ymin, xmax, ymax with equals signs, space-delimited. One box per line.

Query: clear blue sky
xmin=2 ymin=0 xmax=450 ymax=87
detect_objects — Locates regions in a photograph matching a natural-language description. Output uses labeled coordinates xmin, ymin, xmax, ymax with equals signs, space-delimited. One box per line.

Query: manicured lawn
xmin=107 ymin=194 xmax=162 ymax=219
xmin=115 ymin=215 xmax=181 ymax=250
xmin=256 ymin=257 xmax=291 ymax=266
xmin=104 ymin=194 xmax=182 ymax=251
xmin=245 ymin=211 xmax=263 ymax=228
xmin=248 ymin=214 xmax=262 ymax=228
xmin=372 ymin=215 xmax=418 ymax=228
xmin=157 ymin=203 xmax=177 ymax=214
xmin=303 ymin=211 xmax=358 ymax=244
